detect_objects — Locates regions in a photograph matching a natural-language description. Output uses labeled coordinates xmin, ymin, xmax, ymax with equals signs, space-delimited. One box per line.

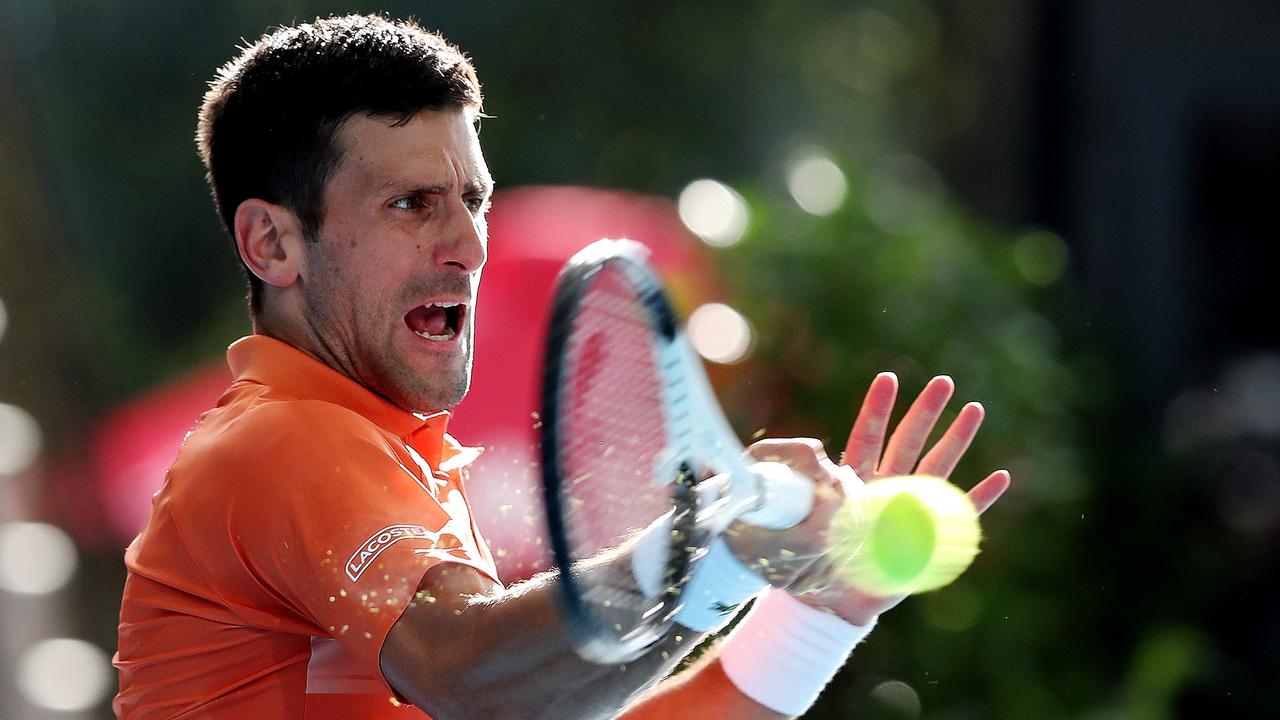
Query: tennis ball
xmin=833 ymin=475 xmax=981 ymax=596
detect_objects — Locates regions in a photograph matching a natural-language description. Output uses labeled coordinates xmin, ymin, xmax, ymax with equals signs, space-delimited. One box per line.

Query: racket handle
xmin=737 ymin=461 xmax=815 ymax=530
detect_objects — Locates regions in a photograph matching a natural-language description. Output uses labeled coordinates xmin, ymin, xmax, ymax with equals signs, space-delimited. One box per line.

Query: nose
xmin=434 ymin=197 xmax=487 ymax=274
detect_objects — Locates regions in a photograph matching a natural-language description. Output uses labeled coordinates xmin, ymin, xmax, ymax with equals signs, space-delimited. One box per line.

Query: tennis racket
xmin=540 ymin=238 xmax=815 ymax=664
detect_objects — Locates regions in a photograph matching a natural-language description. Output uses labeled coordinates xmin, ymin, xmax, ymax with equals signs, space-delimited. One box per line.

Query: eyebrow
xmin=462 ymin=176 xmax=494 ymax=197
xmin=379 ymin=176 xmax=493 ymax=198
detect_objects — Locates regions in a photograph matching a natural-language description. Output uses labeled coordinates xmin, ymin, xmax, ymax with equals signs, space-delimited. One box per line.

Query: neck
xmin=251 ymin=303 xmax=360 ymax=388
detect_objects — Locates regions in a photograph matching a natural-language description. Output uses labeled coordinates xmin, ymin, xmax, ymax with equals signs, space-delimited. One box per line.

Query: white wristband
xmin=720 ymin=589 xmax=877 ymax=716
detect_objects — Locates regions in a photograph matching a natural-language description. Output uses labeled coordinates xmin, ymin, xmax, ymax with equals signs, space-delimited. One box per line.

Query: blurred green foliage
xmin=713 ymin=153 xmax=1118 ymax=718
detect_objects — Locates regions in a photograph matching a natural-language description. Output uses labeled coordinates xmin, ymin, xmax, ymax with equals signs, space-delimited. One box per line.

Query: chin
xmin=375 ymin=340 xmax=472 ymax=413
xmin=388 ymin=370 xmax=471 ymax=415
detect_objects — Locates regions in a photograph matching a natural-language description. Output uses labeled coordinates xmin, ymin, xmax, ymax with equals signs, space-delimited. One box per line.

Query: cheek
xmin=308 ymin=244 xmax=379 ymax=315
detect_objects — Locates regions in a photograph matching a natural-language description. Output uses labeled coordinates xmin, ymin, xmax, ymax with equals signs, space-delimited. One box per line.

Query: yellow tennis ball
xmin=832 ymin=475 xmax=981 ymax=596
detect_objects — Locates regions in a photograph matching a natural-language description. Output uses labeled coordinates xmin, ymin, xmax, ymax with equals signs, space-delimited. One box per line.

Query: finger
xmin=841 ymin=372 xmax=899 ymax=479
xmin=915 ymin=402 xmax=985 ymax=479
xmin=967 ymin=470 xmax=1011 ymax=514
xmin=747 ymin=438 xmax=833 ymax=487
xmin=878 ymin=375 xmax=954 ymax=477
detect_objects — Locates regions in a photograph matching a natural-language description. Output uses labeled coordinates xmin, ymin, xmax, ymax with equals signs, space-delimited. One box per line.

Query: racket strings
xmin=559 ymin=268 xmax=672 ymax=566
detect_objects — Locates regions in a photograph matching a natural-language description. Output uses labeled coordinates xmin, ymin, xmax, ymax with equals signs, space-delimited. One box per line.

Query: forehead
xmin=332 ymin=108 xmax=489 ymax=185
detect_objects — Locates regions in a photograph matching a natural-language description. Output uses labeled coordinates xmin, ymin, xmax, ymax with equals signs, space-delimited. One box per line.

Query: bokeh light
xmin=16 ymin=638 xmax=113 ymax=712
xmin=0 ymin=403 xmax=42 ymax=476
xmin=1213 ymin=449 xmax=1280 ymax=534
xmin=1162 ymin=388 xmax=1238 ymax=453
xmin=687 ymin=303 xmax=753 ymax=364
xmin=787 ymin=149 xmax=848 ymax=216
xmin=998 ymin=310 xmax=1062 ymax=369
xmin=849 ymin=8 xmax=918 ymax=92
xmin=870 ymin=679 xmax=922 ymax=718
xmin=1220 ymin=353 xmax=1280 ymax=437
xmin=864 ymin=154 xmax=946 ymax=235
xmin=678 ymin=179 xmax=749 ymax=247
xmin=1013 ymin=229 xmax=1069 ymax=286
xmin=0 ymin=522 xmax=78 ymax=595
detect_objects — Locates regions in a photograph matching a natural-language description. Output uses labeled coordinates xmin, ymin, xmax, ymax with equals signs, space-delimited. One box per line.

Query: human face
xmin=298 ymin=109 xmax=492 ymax=413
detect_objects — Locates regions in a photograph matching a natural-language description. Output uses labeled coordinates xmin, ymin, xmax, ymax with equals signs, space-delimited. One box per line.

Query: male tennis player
xmin=113 ymin=14 xmax=1008 ymax=719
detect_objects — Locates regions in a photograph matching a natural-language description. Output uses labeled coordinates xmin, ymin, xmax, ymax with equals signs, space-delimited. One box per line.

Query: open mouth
xmin=404 ymin=301 xmax=466 ymax=342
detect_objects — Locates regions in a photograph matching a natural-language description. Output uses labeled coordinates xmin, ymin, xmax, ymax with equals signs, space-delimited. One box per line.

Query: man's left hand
xmin=794 ymin=372 xmax=1012 ymax=625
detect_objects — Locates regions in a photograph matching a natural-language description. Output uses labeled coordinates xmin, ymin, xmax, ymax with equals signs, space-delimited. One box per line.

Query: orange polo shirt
xmin=114 ymin=335 xmax=499 ymax=719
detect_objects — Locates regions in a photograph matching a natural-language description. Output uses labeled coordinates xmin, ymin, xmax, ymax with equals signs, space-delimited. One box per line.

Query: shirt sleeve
xmin=171 ymin=399 xmax=499 ymax=675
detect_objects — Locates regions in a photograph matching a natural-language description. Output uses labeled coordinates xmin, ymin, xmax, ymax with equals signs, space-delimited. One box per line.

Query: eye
xmin=464 ymin=195 xmax=490 ymax=214
xmin=389 ymin=195 xmax=427 ymax=211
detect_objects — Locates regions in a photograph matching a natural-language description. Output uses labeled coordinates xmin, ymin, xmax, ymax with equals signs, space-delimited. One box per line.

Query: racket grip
xmin=737 ymin=461 xmax=815 ymax=530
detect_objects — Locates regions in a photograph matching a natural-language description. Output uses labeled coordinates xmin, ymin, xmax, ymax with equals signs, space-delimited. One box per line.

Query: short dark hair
xmin=197 ymin=14 xmax=483 ymax=312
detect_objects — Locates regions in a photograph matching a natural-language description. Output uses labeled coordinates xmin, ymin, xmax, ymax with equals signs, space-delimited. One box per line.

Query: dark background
xmin=0 ymin=1 xmax=1277 ymax=718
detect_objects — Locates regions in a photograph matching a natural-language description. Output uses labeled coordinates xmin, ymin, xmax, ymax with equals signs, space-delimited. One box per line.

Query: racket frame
xmin=540 ymin=239 xmax=809 ymax=663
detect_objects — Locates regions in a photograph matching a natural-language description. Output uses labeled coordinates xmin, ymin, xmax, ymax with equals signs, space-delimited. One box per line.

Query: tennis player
xmin=113 ymin=14 xmax=1009 ymax=719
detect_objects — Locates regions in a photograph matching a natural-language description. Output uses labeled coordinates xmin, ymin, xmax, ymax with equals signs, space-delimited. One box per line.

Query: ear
xmin=233 ymin=199 xmax=307 ymax=289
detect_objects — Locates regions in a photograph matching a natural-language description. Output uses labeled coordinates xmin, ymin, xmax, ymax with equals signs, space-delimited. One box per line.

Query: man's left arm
xmin=618 ymin=373 xmax=1012 ymax=719
xmin=805 ymin=372 xmax=1011 ymax=625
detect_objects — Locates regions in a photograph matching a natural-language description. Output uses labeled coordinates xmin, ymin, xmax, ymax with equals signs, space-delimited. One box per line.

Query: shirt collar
xmin=226 ymin=334 xmax=475 ymax=468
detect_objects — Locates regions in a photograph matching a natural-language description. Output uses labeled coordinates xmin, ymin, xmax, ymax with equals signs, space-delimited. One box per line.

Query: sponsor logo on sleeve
xmin=345 ymin=524 xmax=433 ymax=582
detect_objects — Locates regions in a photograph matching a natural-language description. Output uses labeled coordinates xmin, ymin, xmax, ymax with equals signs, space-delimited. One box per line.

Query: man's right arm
xmin=382 ymin=553 xmax=822 ymax=720
xmin=381 ymin=551 xmax=711 ymax=720
xmin=382 ymin=439 xmax=847 ymax=720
